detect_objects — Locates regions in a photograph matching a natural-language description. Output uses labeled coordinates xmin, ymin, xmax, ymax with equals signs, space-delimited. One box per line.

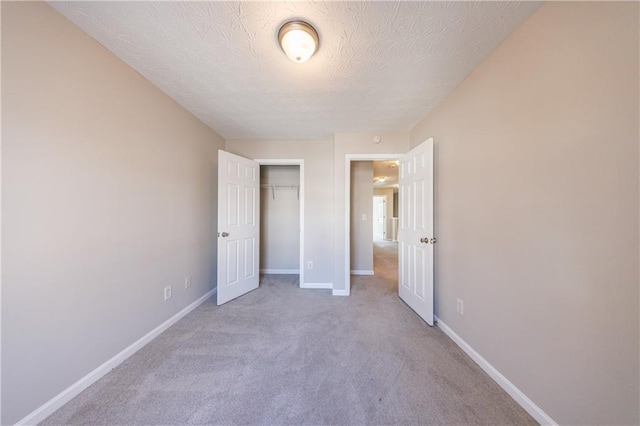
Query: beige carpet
xmin=42 ymin=241 xmax=536 ymax=425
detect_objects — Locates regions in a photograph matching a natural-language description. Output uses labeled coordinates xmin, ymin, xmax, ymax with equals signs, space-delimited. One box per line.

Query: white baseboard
xmin=16 ymin=289 xmax=216 ymax=426
xmin=260 ymin=269 xmax=299 ymax=274
xmin=332 ymin=289 xmax=350 ymax=296
xmin=300 ymin=282 xmax=333 ymax=289
xmin=350 ymin=270 xmax=374 ymax=275
xmin=435 ymin=317 xmax=557 ymax=426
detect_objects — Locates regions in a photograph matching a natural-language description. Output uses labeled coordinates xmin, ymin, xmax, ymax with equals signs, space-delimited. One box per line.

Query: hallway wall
xmin=350 ymin=162 xmax=373 ymax=273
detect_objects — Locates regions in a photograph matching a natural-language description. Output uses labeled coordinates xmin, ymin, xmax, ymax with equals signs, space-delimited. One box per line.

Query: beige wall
xmin=1 ymin=2 xmax=225 ymax=423
xmin=410 ymin=2 xmax=639 ymax=424
xmin=350 ymin=162 xmax=373 ymax=273
xmin=333 ymin=133 xmax=409 ymax=292
xmin=4 ymin=1 xmax=637 ymax=424
xmin=224 ymin=139 xmax=334 ymax=285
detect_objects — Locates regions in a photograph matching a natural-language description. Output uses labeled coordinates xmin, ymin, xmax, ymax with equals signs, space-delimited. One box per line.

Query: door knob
xmin=430 ymin=237 xmax=437 ymax=244
xmin=219 ymin=232 xmax=229 ymax=238
xmin=420 ymin=237 xmax=428 ymax=243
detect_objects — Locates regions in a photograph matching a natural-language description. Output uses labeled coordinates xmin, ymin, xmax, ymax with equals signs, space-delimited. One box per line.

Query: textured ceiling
xmin=49 ymin=1 xmax=541 ymax=140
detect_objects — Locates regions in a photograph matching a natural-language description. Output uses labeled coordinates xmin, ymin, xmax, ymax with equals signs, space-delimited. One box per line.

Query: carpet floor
xmin=42 ymin=241 xmax=536 ymax=425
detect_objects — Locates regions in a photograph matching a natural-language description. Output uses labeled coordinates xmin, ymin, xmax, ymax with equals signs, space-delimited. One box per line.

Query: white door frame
xmin=345 ymin=154 xmax=402 ymax=295
xmin=255 ymin=159 xmax=305 ymax=287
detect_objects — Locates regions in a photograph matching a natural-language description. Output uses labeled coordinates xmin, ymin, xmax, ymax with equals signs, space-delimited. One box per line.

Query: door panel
xmin=245 ymin=187 xmax=256 ymax=225
xmin=399 ymin=241 xmax=410 ymax=290
xmin=244 ymin=237 xmax=256 ymax=277
xmin=227 ymin=184 xmax=239 ymax=226
xmin=398 ymin=138 xmax=434 ymax=326
xmin=373 ymin=196 xmax=385 ymax=240
xmin=218 ymin=150 xmax=260 ymax=305
xmin=226 ymin=240 xmax=239 ymax=285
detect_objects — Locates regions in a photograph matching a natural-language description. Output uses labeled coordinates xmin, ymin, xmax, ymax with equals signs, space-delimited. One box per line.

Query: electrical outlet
xmin=307 ymin=261 xmax=313 ymax=269
xmin=164 ymin=285 xmax=172 ymax=301
xmin=185 ymin=276 xmax=191 ymax=289
xmin=457 ymin=298 xmax=464 ymax=316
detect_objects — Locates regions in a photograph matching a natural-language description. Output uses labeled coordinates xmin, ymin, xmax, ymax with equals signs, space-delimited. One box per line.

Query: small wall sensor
xmin=373 ymin=136 xmax=382 ymax=144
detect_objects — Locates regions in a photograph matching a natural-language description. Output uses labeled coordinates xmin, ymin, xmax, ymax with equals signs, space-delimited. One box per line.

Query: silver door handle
xmin=430 ymin=237 xmax=437 ymax=244
xmin=218 ymin=232 xmax=229 ymax=238
xmin=420 ymin=237 xmax=428 ymax=243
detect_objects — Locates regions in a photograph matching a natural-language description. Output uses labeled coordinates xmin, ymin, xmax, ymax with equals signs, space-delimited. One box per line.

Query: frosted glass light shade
xmin=278 ymin=21 xmax=319 ymax=63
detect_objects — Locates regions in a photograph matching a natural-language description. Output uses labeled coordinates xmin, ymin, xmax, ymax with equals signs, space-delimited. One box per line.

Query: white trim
xmin=435 ymin=317 xmax=557 ymax=426
xmin=260 ymin=269 xmax=299 ymax=274
xmin=300 ymin=282 xmax=333 ymax=289
xmin=254 ymin=159 xmax=305 ymax=289
xmin=350 ymin=270 xmax=374 ymax=275
xmin=332 ymin=288 xmax=350 ymax=296
xmin=345 ymin=154 xmax=403 ymax=297
xmin=0 ymin=4 xmax=4 ymax=415
xmin=0 ymin=3 xmax=3 ymax=415
xmin=16 ymin=289 xmax=216 ymax=426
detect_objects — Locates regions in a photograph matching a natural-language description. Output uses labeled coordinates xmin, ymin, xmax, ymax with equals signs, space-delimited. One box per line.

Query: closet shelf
xmin=259 ymin=184 xmax=299 ymax=189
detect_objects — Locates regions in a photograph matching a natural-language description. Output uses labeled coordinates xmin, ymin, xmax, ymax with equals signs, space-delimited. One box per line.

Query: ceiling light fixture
xmin=278 ymin=20 xmax=319 ymax=63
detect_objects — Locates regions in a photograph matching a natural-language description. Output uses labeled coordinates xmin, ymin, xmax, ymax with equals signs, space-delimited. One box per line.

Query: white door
xmin=217 ymin=150 xmax=260 ymax=305
xmin=373 ymin=196 xmax=386 ymax=240
xmin=398 ymin=138 xmax=435 ymax=325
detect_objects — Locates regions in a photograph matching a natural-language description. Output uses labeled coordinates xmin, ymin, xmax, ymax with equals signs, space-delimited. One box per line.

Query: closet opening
xmin=258 ymin=161 xmax=303 ymax=286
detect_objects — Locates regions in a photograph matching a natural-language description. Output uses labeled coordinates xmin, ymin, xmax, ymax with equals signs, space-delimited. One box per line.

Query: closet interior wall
xmin=260 ymin=165 xmax=301 ymax=274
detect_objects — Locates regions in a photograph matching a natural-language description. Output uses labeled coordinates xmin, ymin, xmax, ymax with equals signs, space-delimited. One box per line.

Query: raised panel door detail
xmin=226 ymin=240 xmax=239 ymax=286
xmin=227 ymin=183 xmax=239 ymax=227
xmin=413 ymin=245 xmax=425 ymax=300
xmin=400 ymin=241 xmax=410 ymax=290
xmin=228 ymin=161 xmax=240 ymax=178
xmin=414 ymin=180 xmax=425 ymax=231
xmin=245 ymin=186 xmax=255 ymax=226
xmin=244 ymin=237 xmax=255 ymax=278
xmin=245 ymin=165 xmax=255 ymax=181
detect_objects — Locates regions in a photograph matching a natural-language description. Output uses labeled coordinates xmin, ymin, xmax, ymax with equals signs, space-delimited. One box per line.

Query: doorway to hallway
xmin=373 ymin=239 xmax=398 ymax=284
xmin=345 ymin=138 xmax=435 ymax=326
xmin=349 ymin=159 xmax=400 ymax=279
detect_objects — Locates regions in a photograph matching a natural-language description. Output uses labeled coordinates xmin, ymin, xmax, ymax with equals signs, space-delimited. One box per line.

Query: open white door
xmin=217 ymin=150 xmax=260 ymax=305
xmin=373 ymin=196 xmax=386 ymax=240
xmin=398 ymin=138 xmax=435 ymax=325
